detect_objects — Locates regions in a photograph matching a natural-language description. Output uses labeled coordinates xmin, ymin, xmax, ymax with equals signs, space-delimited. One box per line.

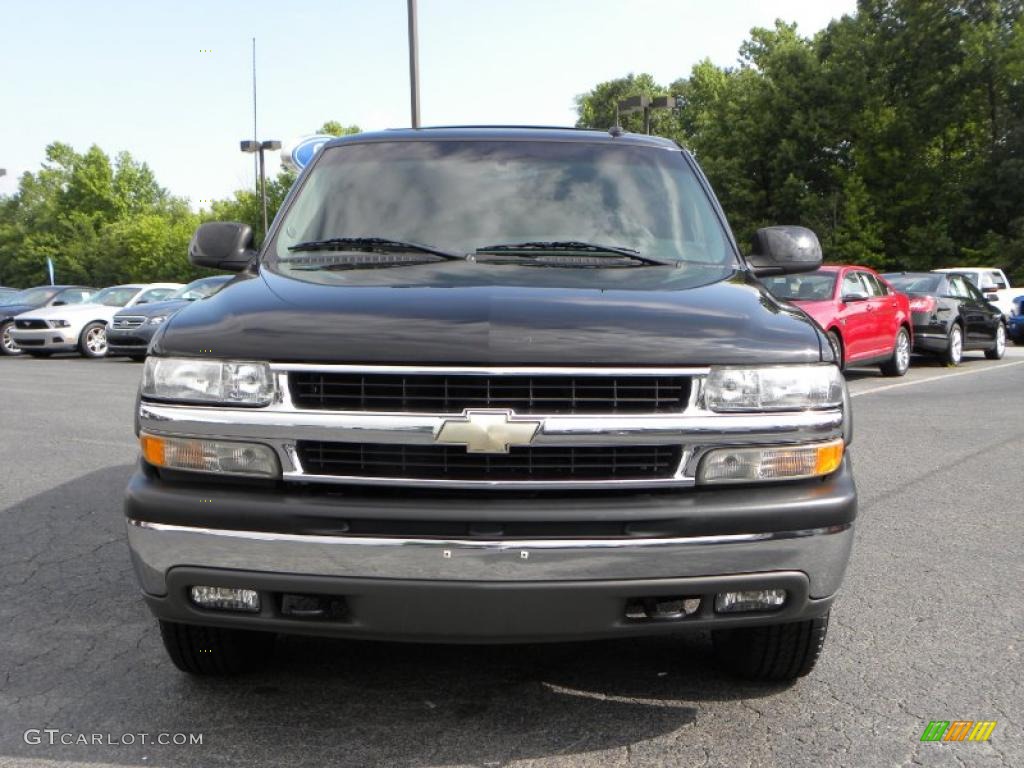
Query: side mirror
xmin=747 ymin=226 xmax=823 ymax=276
xmin=842 ymin=291 xmax=870 ymax=303
xmin=51 ymin=300 xmax=67 ymax=306
xmin=189 ymin=222 xmax=257 ymax=271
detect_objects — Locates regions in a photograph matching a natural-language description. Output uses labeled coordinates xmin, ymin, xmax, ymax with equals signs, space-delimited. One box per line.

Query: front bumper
xmin=107 ymin=327 xmax=155 ymax=356
xmin=125 ymin=458 xmax=856 ymax=642
xmin=9 ymin=327 xmax=78 ymax=351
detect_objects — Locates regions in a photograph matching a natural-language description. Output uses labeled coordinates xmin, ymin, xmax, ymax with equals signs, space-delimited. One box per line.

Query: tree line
xmin=576 ymin=0 xmax=1024 ymax=280
xmin=0 ymin=122 xmax=358 ymax=288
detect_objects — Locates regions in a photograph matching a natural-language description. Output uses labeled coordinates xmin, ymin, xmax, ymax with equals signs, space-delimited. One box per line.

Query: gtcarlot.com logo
xmin=24 ymin=729 xmax=203 ymax=746
xmin=920 ymin=720 xmax=997 ymax=742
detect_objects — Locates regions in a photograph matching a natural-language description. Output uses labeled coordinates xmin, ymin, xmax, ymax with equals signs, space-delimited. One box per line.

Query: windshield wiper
xmin=287 ymin=236 xmax=464 ymax=260
xmin=473 ymin=241 xmax=673 ymax=266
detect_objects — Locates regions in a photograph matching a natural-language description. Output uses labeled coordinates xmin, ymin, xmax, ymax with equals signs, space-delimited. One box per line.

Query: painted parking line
xmin=850 ymin=359 xmax=1024 ymax=398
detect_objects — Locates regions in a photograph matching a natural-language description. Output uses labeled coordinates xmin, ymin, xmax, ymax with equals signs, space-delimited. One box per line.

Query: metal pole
xmin=252 ymin=38 xmax=259 ymax=191
xmin=407 ymin=0 xmax=421 ymax=128
xmin=258 ymin=148 xmax=268 ymax=234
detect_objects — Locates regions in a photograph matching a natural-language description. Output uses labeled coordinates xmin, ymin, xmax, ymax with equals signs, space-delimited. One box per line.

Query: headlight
xmin=140 ymin=433 xmax=279 ymax=477
xmin=704 ymin=365 xmax=843 ymax=412
xmin=698 ymin=439 xmax=844 ymax=484
xmin=51 ymin=320 xmax=70 ymax=328
xmin=148 ymin=315 xmax=169 ymax=326
xmin=141 ymin=357 xmax=276 ymax=406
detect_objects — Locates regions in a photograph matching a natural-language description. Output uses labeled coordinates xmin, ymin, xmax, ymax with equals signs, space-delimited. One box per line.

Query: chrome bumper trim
xmin=138 ymin=403 xmax=843 ymax=447
xmin=126 ymin=519 xmax=853 ymax=597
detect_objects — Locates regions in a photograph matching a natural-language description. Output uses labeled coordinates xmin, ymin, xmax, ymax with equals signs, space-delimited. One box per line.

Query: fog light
xmin=714 ymin=589 xmax=787 ymax=613
xmin=140 ymin=433 xmax=279 ymax=477
xmin=190 ymin=586 xmax=260 ymax=613
xmin=698 ymin=439 xmax=843 ymax=484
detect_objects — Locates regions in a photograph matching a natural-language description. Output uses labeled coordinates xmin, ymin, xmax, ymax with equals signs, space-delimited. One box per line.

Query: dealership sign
xmin=281 ymin=135 xmax=335 ymax=172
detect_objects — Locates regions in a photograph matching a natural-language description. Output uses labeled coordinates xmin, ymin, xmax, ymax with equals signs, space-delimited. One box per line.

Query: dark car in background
xmin=0 ymin=285 xmax=96 ymax=356
xmin=1008 ymin=295 xmax=1024 ymax=345
xmin=761 ymin=265 xmax=913 ymax=376
xmin=107 ymin=275 xmax=233 ymax=360
xmin=882 ymin=271 xmax=1006 ymax=364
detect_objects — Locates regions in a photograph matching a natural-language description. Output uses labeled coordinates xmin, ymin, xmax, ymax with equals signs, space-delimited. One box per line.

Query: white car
xmin=934 ymin=267 xmax=1021 ymax=317
xmin=10 ymin=283 xmax=182 ymax=358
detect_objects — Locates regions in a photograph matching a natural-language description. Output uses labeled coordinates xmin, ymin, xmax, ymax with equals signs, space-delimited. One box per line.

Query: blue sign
xmin=281 ymin=135 xmax=335 ymax=172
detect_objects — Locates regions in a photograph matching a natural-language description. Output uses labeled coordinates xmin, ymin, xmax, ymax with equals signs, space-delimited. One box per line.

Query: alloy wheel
xmin=896 ymin=330 xmax=910 ymax=373
xmin=950 ymin=327 xmax=962 ymax=363
xmin=1 ymin=323 xmax=21 ymax=355
xmin=86 ymin=326 xmax=107 ymax=356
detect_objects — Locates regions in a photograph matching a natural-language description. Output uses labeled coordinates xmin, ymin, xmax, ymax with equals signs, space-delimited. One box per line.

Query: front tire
xmin=158 ymin=620 xmax=275 ymax=676
xmin=0 ymin=320 xmax=22 ymax=356
xmin=942 ymin=325 xmax=963 ymax=366
xmin=880 ymin=327 xmax=911 ymax=377
xmin=78 ymin=322 xmax=108 ymax=358
xmin=985 ymin=323 xmax=1006 ymax=360
xmin=712 ymin=612 xmax=830 ymax=682
xmin=827 ymin=331 xmax=845 ymax=371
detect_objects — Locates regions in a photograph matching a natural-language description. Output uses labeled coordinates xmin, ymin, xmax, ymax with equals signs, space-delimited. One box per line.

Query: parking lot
xmin=1 ymin=350 xmax=1021 ymax=768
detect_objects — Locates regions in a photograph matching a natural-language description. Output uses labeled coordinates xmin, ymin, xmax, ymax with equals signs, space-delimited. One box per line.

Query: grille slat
xmin=112 ymin=316 xmax=145 ymax=330
xmin=290 ymin=373 xmax=690 ymax=414
xmin=296 ymin=442 xmax=681 ymax=482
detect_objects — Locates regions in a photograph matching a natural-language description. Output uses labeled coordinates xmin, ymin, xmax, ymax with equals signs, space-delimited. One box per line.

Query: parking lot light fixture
xmin=240 ymin=140 xmax=281 ymax=234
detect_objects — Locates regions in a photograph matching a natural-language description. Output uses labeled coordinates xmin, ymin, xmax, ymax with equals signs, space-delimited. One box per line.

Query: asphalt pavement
xmin=1 ymin=349 xmax=1022 ymax=767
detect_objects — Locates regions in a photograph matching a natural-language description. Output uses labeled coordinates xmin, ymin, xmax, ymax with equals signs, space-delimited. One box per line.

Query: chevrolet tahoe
xmin=125 ymin=127 xmax=856 ymax=681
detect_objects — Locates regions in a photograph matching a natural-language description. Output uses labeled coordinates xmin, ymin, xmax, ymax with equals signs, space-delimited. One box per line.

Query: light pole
xmin=407 ymin=0 xmax=421 ymax=128
xmin=616 ymin=95 xmax=679 ymax=134
xmin=240 ymin=139 xmax=281 ymax=233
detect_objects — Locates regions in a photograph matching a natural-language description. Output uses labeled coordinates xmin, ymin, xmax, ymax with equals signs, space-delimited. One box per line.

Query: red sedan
xmin=761 ymin=265 xmax=913 ymax=376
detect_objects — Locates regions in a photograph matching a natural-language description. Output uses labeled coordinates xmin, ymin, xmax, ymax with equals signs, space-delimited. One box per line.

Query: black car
xmin=0 ymin=285 xmax=96 ymax=356
xmin=882 ymin=271 xmax=1006 ymax=364
xmin=126 ymin=127 xmax=856 ymax=682
xmin=107 ymin=275 xmax=233 ymax=360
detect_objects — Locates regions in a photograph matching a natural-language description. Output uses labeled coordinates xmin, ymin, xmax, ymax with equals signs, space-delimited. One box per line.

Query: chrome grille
xmin=289 ymin=371 xmax=691 ymax=414
xmin=295 ymin=441 xmax=682 ymax=482
xmin=113 ymin=316 xmax=145 ymax=330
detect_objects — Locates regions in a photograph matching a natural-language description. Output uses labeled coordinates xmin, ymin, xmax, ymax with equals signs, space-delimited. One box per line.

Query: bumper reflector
xmin=714 ymin=589 xmax=787 ymax=613
xmin=190 ymin=586 xmax=260 ymax=613
xmin=698 ymin=438 xmax=844 ymax=484
xmin=140 ymin=433 xmax=279 ymax=477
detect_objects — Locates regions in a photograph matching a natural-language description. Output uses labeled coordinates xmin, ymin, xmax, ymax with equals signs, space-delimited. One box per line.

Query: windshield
xmin=882 ymin=273 xmax=942 ymax=293
xmin=761 ymin=272 xmax=837 ymax=301
xmin=3 ymin=286 xmax=59 ymax=305
xmin=87 ymin=286 xmax=140 ymax=307
xmin=268 ymin=140 xmax=735 ymax=275
xmin=171 ymin=277 xmax=230 ymax=301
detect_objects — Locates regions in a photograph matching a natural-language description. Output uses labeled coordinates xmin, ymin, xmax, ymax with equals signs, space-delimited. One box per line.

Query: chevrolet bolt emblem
xmin=435 ymin=409 xmax=542 ymax=453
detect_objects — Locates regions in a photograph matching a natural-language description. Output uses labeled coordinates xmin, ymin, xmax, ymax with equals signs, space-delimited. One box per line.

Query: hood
xmin=154 ymin=263 xmax=828 ymax=366
xmin=1 ymin=303 xmax=34 ymax=319
xmin=116 ymin=299 xmax=190 ymax=319
xmin=19 ymin=302 xmax=121 ymax=321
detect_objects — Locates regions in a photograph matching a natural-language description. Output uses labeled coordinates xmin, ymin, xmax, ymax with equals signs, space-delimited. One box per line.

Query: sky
xmin=0 ymin=0 xmax=856 ymax=206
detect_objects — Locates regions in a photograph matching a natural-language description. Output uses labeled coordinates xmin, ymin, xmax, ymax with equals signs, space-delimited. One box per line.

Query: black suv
xmin=125 ymin=128 xmax=855 ymax=681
